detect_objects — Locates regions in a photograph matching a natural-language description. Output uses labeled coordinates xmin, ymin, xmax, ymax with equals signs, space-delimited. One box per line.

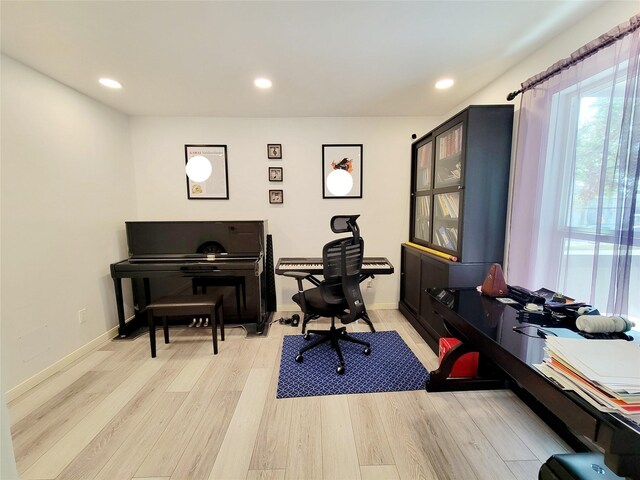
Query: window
xmin=508 ymin=18 xmax=639 ymax=322
xmin=541 ymin=63 xmax=639 ymax=319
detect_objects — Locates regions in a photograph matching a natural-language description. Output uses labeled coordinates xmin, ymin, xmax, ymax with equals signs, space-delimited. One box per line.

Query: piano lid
xmin=125 ymin=221 xmax=266 ymax=257
xmin=129 ymin=253 xmax=260 ymax=263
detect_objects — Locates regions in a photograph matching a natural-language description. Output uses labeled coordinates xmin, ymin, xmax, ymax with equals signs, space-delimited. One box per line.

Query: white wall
xmin=450 ymin=2 xmax=639 ymax=114
xmin=129 ymin=116 xmax=439 ymax=310
xmin=1 ymin=55 xmax=137 ymax=391
xmin=0 ymin=105 xmax=18 ymax=480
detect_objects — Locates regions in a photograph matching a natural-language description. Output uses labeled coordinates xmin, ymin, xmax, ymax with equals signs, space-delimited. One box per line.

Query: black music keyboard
xmin=275 ymin=257 xmax=393 ymax=275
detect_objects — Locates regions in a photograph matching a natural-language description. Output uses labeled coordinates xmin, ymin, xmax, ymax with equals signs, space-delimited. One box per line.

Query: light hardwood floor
xmin=8 ymin=310 xmax=571 ymax=480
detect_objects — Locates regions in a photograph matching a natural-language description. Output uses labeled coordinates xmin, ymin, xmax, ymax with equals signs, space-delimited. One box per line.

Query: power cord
xmin=512 ymin=324 xmax=558 ymax=338
xmin=276 ymin=314 xmax=300 ymax=327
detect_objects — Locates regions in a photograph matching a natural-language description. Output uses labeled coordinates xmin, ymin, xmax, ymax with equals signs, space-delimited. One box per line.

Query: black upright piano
xmin=110 ymin=220 xmax=271 ymax=337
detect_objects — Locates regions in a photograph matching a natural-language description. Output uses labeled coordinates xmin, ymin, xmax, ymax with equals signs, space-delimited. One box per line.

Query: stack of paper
xmin=534 ymin=338 xmax=640 ymax=415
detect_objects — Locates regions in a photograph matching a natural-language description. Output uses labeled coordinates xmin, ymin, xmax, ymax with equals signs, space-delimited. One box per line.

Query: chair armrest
xmin=282 ymin=271 xmax=314 ymax=293
xmin=282 ymin=271 xmax=312 ymax=280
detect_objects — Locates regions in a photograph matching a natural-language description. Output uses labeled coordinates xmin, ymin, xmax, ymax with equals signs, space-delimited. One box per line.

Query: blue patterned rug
xmin=276 ymin=330 xmax=429 ymax=398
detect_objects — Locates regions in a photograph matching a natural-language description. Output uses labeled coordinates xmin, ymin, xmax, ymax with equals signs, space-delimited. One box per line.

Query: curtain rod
xmin=506 ymin=14 xmax=640 ymax=101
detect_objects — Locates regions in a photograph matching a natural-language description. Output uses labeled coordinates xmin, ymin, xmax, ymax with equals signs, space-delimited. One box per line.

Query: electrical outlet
xmin=78 ymin=308 xmax=86 ymax=324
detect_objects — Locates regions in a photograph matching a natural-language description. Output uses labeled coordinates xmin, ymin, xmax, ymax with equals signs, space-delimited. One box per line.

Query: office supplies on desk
xmin=578 ymin=331 xmax=635 ymax=341
xmin=576 ymin=315 xmax=635 ymax=333
xmin=517 ymin=309 xmax=553 ymax=324
xmin=533 ymin=288 xmax=575 ymax=304
xmin=536 ymin=327 xmax=583 ymax=339
xmin=508 ymin=285 xmax=546 ymax=305
xmin=480 ymin=263 xmax=508 ymax=297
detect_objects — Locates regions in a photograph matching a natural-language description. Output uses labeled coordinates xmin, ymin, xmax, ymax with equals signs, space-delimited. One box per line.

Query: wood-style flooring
xmin=8 ymin=310 xmax=571 ymax=480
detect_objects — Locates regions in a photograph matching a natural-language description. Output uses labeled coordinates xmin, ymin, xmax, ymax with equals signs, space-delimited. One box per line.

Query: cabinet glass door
xmin=415 ymin=141 xmax=432 ymax=191
xmin=434 ymin=124 xmax=463 ymax=188
xmin=433 ymin=192 xmax=460 ymax=251
xmin=413 ymin=195 xmax=431 ymax=243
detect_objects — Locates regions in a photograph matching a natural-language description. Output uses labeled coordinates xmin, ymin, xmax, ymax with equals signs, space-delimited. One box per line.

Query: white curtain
xmin=507 ymin=15 xmax=639 ymax=318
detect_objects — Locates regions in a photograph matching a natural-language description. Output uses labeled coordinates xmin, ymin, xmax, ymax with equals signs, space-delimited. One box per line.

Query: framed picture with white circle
xmin=185 ymin=144 xmax=229 ymax=200
xmin=322 ymin=144 xmax=363 ymax=198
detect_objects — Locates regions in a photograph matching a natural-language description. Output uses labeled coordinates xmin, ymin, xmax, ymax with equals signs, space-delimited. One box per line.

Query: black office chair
xmin=284 ymin=215 xmax=373 ymax=374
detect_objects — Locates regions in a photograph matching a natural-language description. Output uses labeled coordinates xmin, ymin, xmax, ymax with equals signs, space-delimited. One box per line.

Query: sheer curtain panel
xmin=508 ymin=15 xmax=639 ymax=319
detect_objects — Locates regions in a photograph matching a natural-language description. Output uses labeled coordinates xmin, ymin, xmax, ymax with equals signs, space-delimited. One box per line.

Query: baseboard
xmin=278 ymin=302 xmax=397 ymax=312
xmin=368 ymin=303 xmax=397 ymax=310
xmin=6 ymin=324 xmax=120 ymax=402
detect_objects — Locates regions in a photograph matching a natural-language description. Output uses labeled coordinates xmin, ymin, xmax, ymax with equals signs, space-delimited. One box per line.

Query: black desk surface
xmin=427 ymin=287 xmax=640 ymax=479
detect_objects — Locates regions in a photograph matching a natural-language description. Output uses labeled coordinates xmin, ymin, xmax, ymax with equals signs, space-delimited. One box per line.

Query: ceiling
xmin=1 ymin=1 xmax=608 ymax=117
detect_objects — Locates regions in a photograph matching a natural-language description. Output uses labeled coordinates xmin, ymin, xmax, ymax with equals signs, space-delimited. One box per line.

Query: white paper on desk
xmin=496 ymin=297 xmax=519 ymax=304
xmin=534 ymin=363 xmax=615 ymax=413
xmin=534 ymin=363 xmax=571 ymax=390
xmin=546 ymin=338 xmax=640 ymax=388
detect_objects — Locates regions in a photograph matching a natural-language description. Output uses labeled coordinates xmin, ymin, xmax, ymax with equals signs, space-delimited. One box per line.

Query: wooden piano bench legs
xmin=146 ymin=294 xmax=225 ymax=358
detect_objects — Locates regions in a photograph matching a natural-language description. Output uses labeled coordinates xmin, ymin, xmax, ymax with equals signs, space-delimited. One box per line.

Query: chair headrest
xmin=330 ymin=215 xmax=359 ymax=233
xmin=330 ymin=215 xmax=360 ymax=241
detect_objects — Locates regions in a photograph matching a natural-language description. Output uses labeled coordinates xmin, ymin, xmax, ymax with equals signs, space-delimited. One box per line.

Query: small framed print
xmin=267 ymin=144 xmax=282 ymax=159
xmin=269 ymin=189 xmax=283 ymax=204
xmin=268 ymin=167 xmax=283 ymax=182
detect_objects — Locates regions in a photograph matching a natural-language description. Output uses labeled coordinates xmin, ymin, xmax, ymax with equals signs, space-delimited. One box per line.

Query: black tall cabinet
xmin=399 ymin=105 xmax=514 ymax=350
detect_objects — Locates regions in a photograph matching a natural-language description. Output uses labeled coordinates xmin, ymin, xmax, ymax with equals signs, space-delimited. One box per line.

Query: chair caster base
xmin=363 ymin=347 xmax=371 ymax=355
xmin=336 ymin=365 xmax=345 ymax=375
xmin=295 ymin=353 xmax=304 ymax=363
xmin=303 ymin=333 xmax=311 ymax=341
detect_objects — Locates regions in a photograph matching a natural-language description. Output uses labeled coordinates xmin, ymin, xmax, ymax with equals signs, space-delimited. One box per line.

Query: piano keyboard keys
xmin=275 ymin=257 xmax=393 ymax=275
xmin=278 ymin=263 xmax=388 ymax=270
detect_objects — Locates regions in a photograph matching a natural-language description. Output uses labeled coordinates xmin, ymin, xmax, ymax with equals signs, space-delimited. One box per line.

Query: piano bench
xmin=146 ymin=294 xmax=224 ymax=358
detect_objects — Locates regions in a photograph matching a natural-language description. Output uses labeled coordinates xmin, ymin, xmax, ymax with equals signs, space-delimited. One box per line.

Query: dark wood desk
xmin=420 ymin=288 xmax=640 ymax=479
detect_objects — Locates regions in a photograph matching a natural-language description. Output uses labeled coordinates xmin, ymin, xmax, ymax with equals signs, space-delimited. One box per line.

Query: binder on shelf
xmin=448 ymin=227 xmax=458 ymax=243
xmin=436 ymin=195 xmax=450 ymax=217
xmin=442 ymin=193 xmax=459 ymax=218
xmin=436 ymin=226 xmax=455 ymax=250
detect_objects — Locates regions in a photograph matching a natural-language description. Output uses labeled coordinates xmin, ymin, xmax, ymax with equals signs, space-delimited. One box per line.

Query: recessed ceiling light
xmin=435 ymin=78 xmax=454 ymax=90
xmin=99 ymin=78 xmax=122 ymax=89
xmin=254 ymin=78 xmax=272 ymax=89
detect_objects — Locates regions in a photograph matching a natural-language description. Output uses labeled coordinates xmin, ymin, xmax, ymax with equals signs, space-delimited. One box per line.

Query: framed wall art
xmin=268 ymin=167 xmax=283 ymax=182
xmin=267 ymin=144 xmax=282 ymax=159
xmin=185 ymin=144 xmax=229 ymax=200
xmin=269 ymin=189 xmax=283 ymax=204
xmin=322 ymin=144 xmax=363 ymax=199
